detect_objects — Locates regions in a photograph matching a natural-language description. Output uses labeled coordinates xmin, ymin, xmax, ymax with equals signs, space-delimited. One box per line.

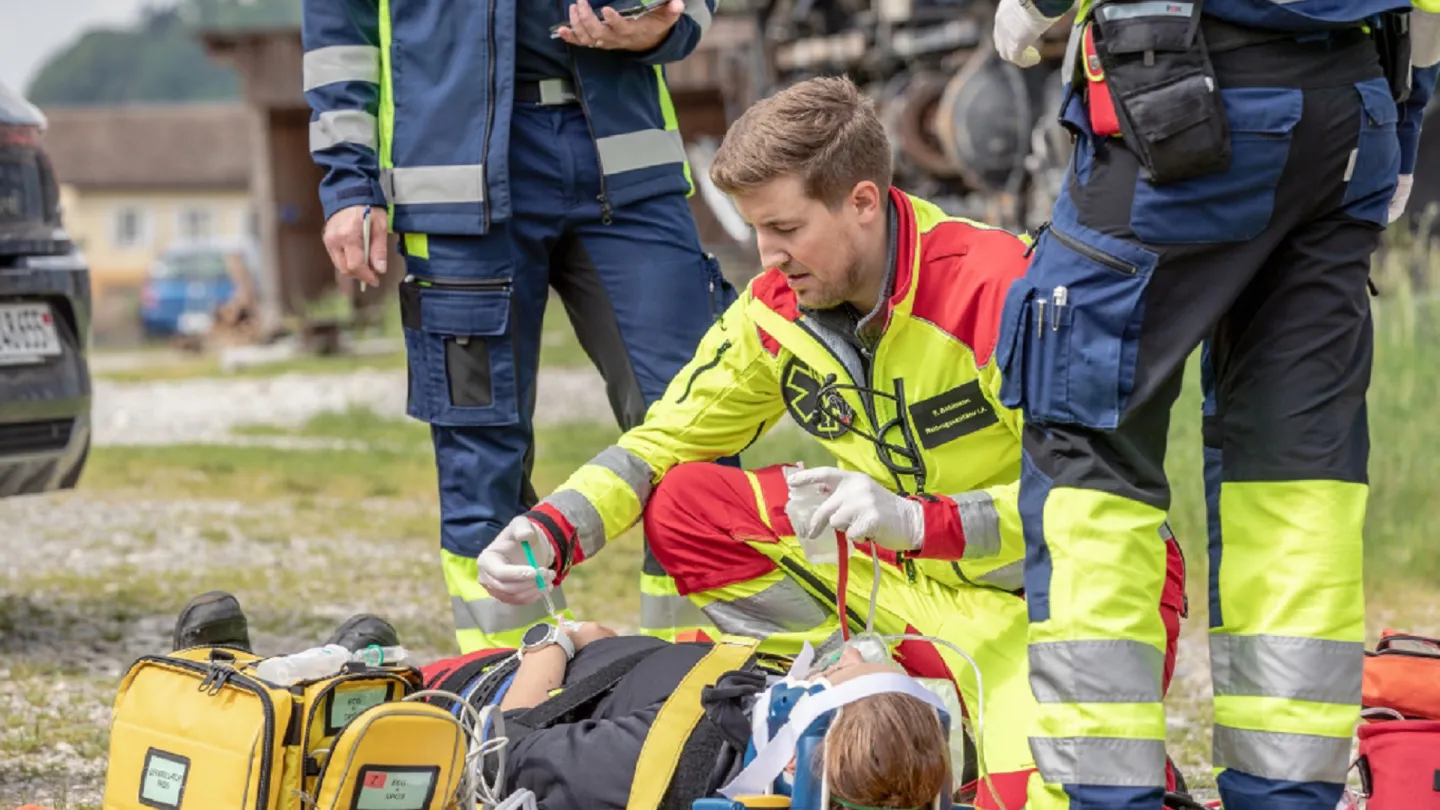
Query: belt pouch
xmin=1374 ymin=10 xmax=1413 ymax=103
xmin=1090 ymin=0 xmax=1232 ymax=184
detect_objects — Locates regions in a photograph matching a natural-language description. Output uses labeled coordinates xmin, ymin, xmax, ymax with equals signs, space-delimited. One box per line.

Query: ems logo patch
xmin=782 ymin=358 xmax=852 ymax=440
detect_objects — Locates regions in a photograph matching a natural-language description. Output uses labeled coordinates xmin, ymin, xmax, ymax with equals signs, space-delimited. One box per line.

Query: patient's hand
xmin=564 ymin=622 xmax=617 ymax=650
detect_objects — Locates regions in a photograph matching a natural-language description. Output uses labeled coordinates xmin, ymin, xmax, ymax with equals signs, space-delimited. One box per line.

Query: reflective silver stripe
xmin=596 ymin=128 xmax=688 ymax=176
xmin=1212 ymin=726 xmax=1352 ymax=783
xmin=975 ymin=559 xmax=1025 ymax=591
xmin=589 ymin=445 xmax=656 ymax=505
xmin=303 ymin=45 xmax=380 ymax=91
xmin=641 ymin=592 xmax=710 ymax=631
xmin=701 ymin=579 xmax=829 ymax=640
xmin=684 ymin=0 xmax=713 ymax=34
xmin=541 ymin=489 xmax=607 ymax=559
xmin=310 ymin=109 xmax=377 ymax=152
xmin=1030 ymin=639 xmax=1164 ymax=704
xmin=452 ymin=589 xmax=566 ymax=633
xmin=380 ymin=164 xmax=487 ymax=205
xmin=951 ymin=491 xmax=1001 ymax=559
xmin=1030 ymin=737 xmax=1168 ymax=787
xmin=1211 ymin=634 xmax=1363 ymax=704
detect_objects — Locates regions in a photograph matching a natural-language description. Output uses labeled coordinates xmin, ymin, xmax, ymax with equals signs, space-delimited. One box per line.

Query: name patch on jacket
xmin=783 ymin=358 xmax=852 ymax=440
xmin=907 ymin=380 xmax=998 ymax=449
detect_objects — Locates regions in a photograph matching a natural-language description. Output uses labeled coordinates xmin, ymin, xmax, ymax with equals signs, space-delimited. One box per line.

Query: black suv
xmin=0 ymin=80 xmax=91 ymax=496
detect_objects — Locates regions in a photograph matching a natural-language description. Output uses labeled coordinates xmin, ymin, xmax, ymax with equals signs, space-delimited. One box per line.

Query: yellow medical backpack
xmin=101 ymin=645 xmax=469 ymax=810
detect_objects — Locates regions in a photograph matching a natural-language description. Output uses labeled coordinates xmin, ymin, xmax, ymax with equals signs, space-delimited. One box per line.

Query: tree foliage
xmin=25 ymin=3 xmax=243 ymax=105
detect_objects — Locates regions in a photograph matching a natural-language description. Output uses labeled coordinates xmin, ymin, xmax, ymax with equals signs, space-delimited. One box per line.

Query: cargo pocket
xmin=997 ymin=221 xmax=1159 ymax=430
xmin=1341 ymin=77 xmax=1401 ymax=226
xmin=399 ymin=276 xmax=519 ymax=427
xmin=1129 ymin=87 xmax=1303 ymax=244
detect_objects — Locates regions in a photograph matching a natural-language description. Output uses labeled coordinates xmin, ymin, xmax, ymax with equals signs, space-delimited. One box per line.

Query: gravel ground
xmin=91 ymin=364 xmax=614 ymax=447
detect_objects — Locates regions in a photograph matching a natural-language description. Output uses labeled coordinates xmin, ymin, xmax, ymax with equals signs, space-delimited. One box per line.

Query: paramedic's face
xmin=733 ymin=175 xmax=882 ymax=309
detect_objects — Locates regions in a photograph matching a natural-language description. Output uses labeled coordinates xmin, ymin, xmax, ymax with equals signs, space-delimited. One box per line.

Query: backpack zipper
xmin=135 ymin=655 xmax=279 ymax=810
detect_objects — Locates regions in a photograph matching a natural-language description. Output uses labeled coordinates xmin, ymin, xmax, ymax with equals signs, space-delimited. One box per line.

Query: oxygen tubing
xmin=837 ymin=546 xmax=1008 ymax=810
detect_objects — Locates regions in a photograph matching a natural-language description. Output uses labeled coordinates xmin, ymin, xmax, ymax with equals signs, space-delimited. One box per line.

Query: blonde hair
xmin=822 ymin=692 xmax=951 ymax=809
xmin=709 ymin=75 xmax=893 ymax=208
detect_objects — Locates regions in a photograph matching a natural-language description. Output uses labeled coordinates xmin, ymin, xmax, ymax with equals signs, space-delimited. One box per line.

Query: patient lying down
xmin=170 ymin=591 xmax=957 ymax=810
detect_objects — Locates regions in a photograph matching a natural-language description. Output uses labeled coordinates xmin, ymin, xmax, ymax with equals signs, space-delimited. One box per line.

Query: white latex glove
xmin=476 ymin=515 xmax=557 ymax=605
xmin=993 ymin=0 xmax=1061 ymax=68
xmin=1390 ymin=173 xmax=1413 ymax=224
xmin=1411 ymin=10 xmax=1440 ymax=68
xmin=785 ymin=467 xmax=925 ymax=552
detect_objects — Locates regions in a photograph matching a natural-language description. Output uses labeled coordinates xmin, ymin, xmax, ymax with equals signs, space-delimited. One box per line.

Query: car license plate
xmin=179 ymin=311 xmax=214 ymax=335
xmin=0 ymin=302 xmax=62 ymax=365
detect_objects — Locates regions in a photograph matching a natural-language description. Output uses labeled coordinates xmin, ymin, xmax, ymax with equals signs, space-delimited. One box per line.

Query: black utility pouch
xmin=1090 ymin=0 xmax=1232 ymax=184
xmin=1374 ymin=9 xmax=1412 ymax=103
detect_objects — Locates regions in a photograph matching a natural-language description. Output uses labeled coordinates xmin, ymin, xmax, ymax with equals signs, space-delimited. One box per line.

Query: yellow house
xmin=39 ymin=103 xmax=257 ymax=333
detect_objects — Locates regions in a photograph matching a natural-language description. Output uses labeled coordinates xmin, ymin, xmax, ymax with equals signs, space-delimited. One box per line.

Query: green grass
xmin=93 ymin=348 xmax=407 ymax=384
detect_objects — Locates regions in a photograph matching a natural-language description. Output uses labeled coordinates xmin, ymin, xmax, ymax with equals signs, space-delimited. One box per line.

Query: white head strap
xmin=720 ymin=671 xmax=949 ymax=799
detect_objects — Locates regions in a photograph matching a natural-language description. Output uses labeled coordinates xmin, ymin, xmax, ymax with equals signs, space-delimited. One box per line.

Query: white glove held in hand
xmin=1411 ymin=10 xmax=1440 ymax=68
xmin=1389 ymin=173 xmax=1413 ymax=225
xmin=993 ymin=0 xmax=1061 ymax=67
xmin=785 ymin=467 xmax=925 ymax=552
xmin=476 ymin=515 xmax=557 ymax=605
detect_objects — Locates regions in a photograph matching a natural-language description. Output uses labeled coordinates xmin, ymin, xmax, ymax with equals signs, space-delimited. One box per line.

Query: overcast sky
xmin=0 ymin=0 xmax=157 ymax=94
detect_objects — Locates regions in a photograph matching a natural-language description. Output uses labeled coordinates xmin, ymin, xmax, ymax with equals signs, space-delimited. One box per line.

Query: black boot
xmin=324 ymin=613 xmax=400 ymax=652
xmin=173 ymin=590 xmax=252 ymax=652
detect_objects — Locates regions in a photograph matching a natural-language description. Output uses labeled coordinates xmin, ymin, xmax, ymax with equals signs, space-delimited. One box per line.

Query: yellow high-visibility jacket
xmin=527 ymin=188 xmax=1034 ymax=592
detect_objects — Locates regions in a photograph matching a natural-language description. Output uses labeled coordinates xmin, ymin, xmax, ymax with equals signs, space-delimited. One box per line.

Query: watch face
xmin=522 ymin=623 xmax=554 ymax=648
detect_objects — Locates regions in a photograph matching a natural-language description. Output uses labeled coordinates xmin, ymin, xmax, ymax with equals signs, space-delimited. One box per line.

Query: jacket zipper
xmin=480 ymin=0 xmax=498 ymax=232
xmin=776 ymin=556 xmax=869 ymax=634
xmin=138 ymin=655 xmax=278 ymax=810
xmin=567 ymin=48 xmax=614 ymax=224
xmin=675 ymin=339 xmax=731 ymax=403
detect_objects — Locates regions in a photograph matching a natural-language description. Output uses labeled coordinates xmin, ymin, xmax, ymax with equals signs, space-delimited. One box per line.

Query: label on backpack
xmin=139 ymin=748 xmax=190 ymax=809
xmin=329 ymin=686 xmax=390 ymax=733
xmin=354 ymin=766 xmax=439 ymax=810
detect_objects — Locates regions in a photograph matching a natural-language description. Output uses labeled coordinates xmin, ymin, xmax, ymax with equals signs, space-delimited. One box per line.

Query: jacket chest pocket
xmin=399 ymin=277 xmax=520 ymax=427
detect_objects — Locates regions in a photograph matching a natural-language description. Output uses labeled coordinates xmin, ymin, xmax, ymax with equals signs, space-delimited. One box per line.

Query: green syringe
xmin=520 ymin=537 xmax=562 ymax=620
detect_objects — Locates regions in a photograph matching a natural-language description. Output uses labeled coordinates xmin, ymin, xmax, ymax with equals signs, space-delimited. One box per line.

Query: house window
xmin=112 ymin=206 xmax=149 ymax=249
xmin=177 ymin=205 xmax=214 ymax=240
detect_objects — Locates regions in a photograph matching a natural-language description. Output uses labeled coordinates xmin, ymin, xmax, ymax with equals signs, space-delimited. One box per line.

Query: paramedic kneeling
xmin=474 ymin=75 xmax=1191 ymax=810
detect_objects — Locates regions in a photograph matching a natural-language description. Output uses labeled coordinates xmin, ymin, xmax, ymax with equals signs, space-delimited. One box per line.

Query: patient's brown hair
xmin=823 ymin=692 xmax=951 ymax=808
xmin=708 ymin=75 xmax=893 ymax=208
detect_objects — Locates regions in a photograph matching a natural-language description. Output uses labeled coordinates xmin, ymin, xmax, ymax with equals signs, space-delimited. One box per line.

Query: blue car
xmin=0 ymin=80 xmax=92 ymax=497
xmin=139 ymin=239 xmax=261 ymax=338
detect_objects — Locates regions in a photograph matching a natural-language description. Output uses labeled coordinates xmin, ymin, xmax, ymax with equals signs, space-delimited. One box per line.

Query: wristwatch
xmin=520 ymin=622 xmax=575 ymax=660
